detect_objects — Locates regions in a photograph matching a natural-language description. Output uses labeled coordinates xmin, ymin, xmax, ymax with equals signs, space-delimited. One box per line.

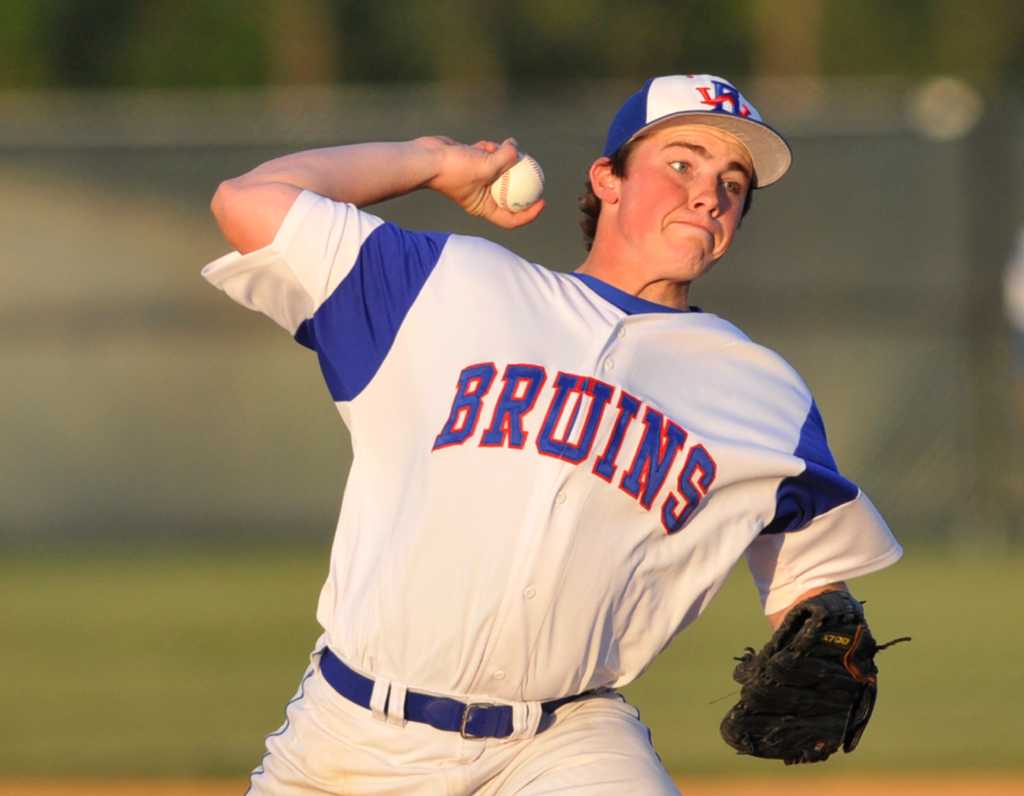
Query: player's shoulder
xmin=672 ymin=321 xmax=821 ymax=453
xmin=731 ymin=333 xmax=808 ymax=391
xmin=437 ymin=232 xmax=562 ymax=284
xmin=659 ymin=311 xmax=801 ymax=378
xmin=443 ymin=232 xmax=540 ymax=267
xmin=690 ymin=316 xmax=814 ymax=405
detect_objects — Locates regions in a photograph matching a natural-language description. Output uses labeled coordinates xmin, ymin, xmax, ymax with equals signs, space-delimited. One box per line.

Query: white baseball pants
xmin=246 ymin=650 xmax=680 ymax=795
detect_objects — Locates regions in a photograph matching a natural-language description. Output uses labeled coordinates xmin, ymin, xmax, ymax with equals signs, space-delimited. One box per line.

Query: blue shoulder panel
xmin=294 ymin=223 xmax=450 ymax=401
xmin=761 ymin=402 xmax=858 ymax=535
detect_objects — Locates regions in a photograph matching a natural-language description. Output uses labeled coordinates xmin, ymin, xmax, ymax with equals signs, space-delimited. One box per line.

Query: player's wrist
xmin=410 ymin=137 xmax=451 ymax=191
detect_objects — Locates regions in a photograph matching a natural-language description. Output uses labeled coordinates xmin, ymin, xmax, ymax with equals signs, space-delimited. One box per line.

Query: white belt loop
xmin=369 ymin=676 xmax=390 ymax=723
xmin=508 ymin=699 xmax=544 ymax=740
xmin=386 ymin=683 xmax=408 ymax=726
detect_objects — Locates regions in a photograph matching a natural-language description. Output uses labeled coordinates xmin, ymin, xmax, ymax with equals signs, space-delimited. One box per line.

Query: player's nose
xmin=688 ymin=175 xmax=721 ymax=216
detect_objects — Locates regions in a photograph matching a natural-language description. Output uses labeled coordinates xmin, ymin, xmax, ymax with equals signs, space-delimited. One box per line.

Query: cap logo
xmin=696 ymin=80 xmax=752 ymax=118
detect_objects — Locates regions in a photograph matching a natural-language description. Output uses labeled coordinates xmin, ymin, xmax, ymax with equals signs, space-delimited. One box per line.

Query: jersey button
xmin=617 ymin=326 xmax=626 ymax=339
xmin=493 ymin=670 xmax=506 ymax=680
xmin=523 ymin=586 xmax=536 ymax=599
xmin=555 ymin=491 xmax=567 ymax=505
xmin=603 ymin=358 xmax=615 ymax=372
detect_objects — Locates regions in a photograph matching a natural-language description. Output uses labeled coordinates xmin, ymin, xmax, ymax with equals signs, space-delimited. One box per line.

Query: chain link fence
xmin=2 ymin=80 xmax=1021 ymax=546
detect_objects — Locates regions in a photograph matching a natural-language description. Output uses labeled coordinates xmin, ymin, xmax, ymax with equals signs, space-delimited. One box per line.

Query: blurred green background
xmin=5 ymin=546 xmax=1023 ymax=778
xmin=2 ymin=0 xmax=1023 ymax=783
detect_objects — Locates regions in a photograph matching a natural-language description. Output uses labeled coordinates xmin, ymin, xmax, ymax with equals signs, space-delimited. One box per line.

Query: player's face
xmin=609 ymin=124 xmax=753 ymax=287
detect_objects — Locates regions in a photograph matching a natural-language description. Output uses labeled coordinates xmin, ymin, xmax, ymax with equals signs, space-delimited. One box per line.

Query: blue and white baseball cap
xmin=603 ymin=75 xmax=792 ymax=187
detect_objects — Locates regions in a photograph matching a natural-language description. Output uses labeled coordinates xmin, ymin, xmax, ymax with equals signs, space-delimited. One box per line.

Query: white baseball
xmin=490 ymin=154 xmax=545 ymax=212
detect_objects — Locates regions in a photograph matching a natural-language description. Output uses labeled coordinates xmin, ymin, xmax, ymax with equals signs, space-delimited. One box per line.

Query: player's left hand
xmin=422 ymin=136 xmax=545 ymax=229
xmin=719 ymin=591 xmax=910 ymax=765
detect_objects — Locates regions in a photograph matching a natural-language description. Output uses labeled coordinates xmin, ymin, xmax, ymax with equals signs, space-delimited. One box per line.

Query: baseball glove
xmin=719 ymin=590 xmax=909 ymax=765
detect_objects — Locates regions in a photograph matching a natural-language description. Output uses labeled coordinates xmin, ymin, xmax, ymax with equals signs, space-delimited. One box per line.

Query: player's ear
xmin=588 ymin=157 xmax=620 ymax=204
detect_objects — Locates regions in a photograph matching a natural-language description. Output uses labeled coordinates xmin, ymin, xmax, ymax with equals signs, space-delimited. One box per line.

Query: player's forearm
xmin=231 ymin=138 xmax=444 ymax=207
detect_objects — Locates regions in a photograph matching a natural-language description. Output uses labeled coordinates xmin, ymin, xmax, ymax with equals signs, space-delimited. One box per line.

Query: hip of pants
xmin=245 ymin=650 xmax=680 ymax=796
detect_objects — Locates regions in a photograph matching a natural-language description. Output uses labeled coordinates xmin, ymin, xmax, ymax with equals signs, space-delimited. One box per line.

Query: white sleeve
xmin=745 ymin=491 xmax=903 ymax=615
xmin=200 ymin=190 xmax=384 ymax=334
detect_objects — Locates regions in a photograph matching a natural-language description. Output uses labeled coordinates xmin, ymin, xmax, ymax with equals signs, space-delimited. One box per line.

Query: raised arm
xmin=210 ymin=136 xmax=545 ymax=254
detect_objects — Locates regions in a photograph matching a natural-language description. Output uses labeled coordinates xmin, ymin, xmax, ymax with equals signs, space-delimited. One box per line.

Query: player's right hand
xmin=421 ymin=136 xmax=545 ymax=229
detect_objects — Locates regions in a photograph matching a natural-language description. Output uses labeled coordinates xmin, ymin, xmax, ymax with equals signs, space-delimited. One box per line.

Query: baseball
xmin=490 ymin=153 xmax=544 ymax=212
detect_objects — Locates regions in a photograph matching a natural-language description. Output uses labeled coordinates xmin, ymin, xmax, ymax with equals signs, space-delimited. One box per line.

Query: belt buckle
xmin=459 ymin=702 xmax=496 ymax=739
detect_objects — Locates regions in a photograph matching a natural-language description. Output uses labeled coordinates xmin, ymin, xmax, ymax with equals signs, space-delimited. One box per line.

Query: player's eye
xmin=669 ymin=160 xmax=689 ymax=174
xmin=724 ymin=175 xmax=749 ymax=195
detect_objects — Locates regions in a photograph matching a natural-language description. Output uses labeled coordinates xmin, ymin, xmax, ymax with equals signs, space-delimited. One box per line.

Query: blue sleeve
xmin=761 ymin=401 xmax=859 ymax=535
xmin=294 ymin=223 xmax=450 ymax=402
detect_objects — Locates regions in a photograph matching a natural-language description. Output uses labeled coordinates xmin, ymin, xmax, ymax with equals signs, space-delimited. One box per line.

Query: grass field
xmin=3 ymin=542 xmax=1022 ymax=781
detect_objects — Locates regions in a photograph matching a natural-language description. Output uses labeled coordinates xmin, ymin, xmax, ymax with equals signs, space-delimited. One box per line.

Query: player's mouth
xmin=668 ymin=219 xmax=716 ymax=242
xmin=682 ymin=220 xmax=713 ymax=232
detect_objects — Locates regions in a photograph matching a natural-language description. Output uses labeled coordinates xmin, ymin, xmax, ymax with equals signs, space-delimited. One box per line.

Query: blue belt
xmin=319 ymin=647 xmax=589 ymax=739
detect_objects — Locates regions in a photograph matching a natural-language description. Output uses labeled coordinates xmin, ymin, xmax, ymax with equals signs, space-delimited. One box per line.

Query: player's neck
xmin=576 ymin=252 xmax=691 ymax=312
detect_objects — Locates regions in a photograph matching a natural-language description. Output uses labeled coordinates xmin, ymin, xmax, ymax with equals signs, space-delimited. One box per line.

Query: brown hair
xmin=577 ymin=141 xmax=755 ymax=251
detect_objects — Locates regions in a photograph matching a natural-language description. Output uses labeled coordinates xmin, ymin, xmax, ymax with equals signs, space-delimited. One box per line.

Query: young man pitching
xmin=204 ymin=74 xmax=903 ymax=794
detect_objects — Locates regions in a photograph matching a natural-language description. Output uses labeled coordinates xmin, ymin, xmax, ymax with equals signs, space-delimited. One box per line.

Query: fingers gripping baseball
xmin=425 ymin=137 xmax=544 ymax=229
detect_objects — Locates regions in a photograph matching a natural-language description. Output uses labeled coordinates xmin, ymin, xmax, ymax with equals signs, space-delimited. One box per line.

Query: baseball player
xmin=204 ymin=75 xmax=903 ymax=794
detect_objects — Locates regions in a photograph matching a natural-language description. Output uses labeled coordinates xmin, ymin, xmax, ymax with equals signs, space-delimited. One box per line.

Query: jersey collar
xmin=569 ymin=272 xmax=700 ymax=315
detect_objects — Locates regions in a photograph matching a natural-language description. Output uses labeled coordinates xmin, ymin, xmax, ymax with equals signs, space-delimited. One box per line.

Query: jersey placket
xmin=513 ymin=318 xmax=633 ymax=698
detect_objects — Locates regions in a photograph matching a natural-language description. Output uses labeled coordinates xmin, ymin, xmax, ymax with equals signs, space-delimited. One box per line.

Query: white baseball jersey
xmin=203 ymin=190 xmax=902 ymax=705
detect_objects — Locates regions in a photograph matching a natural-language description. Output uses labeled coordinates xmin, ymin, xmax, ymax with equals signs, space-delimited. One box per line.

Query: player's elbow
xmin=210 ymin=179 xmax=232 ymax=220
xmin=210 ymin=178 xmax=292 ymax=254
xmin=211 ymin=178 xmax=239 ymax=232
xmin=210 ymin=178 xmax=249 ymax=244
